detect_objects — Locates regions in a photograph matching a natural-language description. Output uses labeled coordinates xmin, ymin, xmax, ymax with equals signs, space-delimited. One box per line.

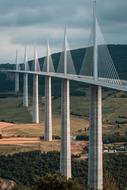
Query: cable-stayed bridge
xmin=0 ymin=1 xmax=126 ymax=190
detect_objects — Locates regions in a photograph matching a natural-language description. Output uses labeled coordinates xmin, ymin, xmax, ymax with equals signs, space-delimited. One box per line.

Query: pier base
xmin=15 ymin=73 xmax=19 ymax=93
xmin=60 ymin=79 xmax=71 ymax=179
xmin=32 ymin=74 xmax=39 ymax=123
xmin=23 ymin=73 xmax=28 ymax=107
xmin=88 ymin=85 xmax=103 ymax=190
xmin=44 ymin=76 xmax=52 ymax=141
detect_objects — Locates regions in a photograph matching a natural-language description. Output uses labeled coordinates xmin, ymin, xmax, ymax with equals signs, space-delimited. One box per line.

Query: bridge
xmin=0 ymin=1 xmax=126 ymax=190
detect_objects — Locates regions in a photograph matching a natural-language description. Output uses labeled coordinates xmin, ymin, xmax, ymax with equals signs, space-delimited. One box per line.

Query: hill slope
xmin=0 ymin=45 xmax=127 ymax=94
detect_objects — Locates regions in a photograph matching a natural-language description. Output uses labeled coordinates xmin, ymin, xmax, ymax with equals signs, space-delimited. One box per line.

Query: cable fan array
xmin=14 ymin=22 xmax=121 ymax=86
xmin=80 ymin=19 xmax=121 ymax=85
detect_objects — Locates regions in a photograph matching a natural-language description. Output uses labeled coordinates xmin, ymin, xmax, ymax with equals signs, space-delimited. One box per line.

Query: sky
xmin=0 ymin=0 xmax=127 ymax=63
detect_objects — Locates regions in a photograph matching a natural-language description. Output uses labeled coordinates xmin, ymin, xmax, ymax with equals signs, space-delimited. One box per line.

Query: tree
xmin=31 ymin=173 xmax=85 ymax=190
xmin=104 ymin=172 xmax=119 ymax=190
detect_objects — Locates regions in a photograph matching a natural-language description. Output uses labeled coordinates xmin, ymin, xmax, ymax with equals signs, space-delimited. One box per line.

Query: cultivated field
xmin=0 ymin=93 xmax=127 ymax=156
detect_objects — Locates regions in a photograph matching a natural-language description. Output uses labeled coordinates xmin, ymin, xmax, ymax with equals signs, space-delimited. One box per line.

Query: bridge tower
xmin=88 ymin=1 xmax=103 ymax=190
xmin=60 ymin=27 xmax=71 ymax=179
xmin=32 ymin=49 xmax=39 ymax=123
xmin=23 ymin=48 xmax=29 ymax=107
xmin=44 ymin=42 xmax=52 ymax=141
xmin=15 ymin=49 xmax=19 ymax=93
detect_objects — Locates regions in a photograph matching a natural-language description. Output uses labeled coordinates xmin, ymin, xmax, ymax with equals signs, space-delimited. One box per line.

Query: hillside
xmin=0 ymin=45 xmax=127 ymax=94
xmin=0 ymin=151 xmax=126 ymax=190
xmin=0 ymin=94 xmax=127 ymax=145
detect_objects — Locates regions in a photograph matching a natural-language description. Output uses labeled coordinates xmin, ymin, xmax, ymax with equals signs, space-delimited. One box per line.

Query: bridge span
xmin=0 ymin=1 xmax=126 ymax=190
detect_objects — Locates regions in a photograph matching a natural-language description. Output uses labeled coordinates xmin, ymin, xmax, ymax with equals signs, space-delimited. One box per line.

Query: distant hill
xmin=0 ymin=45 xmax=127 ymax=94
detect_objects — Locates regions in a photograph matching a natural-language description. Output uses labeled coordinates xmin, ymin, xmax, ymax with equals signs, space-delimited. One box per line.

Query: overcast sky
xmin=0 ymin=0 xmax=126 ymax=63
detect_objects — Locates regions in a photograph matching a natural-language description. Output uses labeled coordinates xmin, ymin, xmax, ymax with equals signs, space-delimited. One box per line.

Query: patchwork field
xmin=0 ymin=136 xmax=88 ymax=156
xmin=0 ymin=92 xmax=127 ymax=156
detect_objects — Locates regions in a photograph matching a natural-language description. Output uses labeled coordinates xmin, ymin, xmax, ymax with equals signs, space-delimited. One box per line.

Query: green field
xmin=0 ymin=91 xmax=127 ymax=137
xmin=0 ymin=96 xmax=32 ymax=123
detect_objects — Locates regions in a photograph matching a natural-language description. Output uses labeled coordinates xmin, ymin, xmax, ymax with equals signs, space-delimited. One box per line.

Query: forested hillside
xmin=0 ymin=151 xmax=126 ymax=190
xmin=0 ymin=45 xmax=127 ymax=94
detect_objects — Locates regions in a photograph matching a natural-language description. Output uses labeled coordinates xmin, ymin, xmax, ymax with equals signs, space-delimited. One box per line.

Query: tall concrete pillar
xmin=23 ymin=47 xmax=29 ymax=107
xmin=32 ymin=74 xmax=39 ymax=123
xmin=44 ymin=76 xmax=52 ymax=141
xmin=60 ymin=79 xmax=71 ymax=179
xmin=23 ymin=73 xmax=28 ymax=107
xmin=15 ymin=73 xmax=19 ymax=93
xmin=15 ymin=49 xmax=19 ymax=93
xmin=88 ymin=85 xmax=103 ymax=190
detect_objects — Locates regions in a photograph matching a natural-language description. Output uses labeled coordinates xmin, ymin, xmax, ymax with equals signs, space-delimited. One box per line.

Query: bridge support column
xmin=44 ymin=76 xmax=52 ymax=141
xmin=88 ymin=85 xmax=103 ymax=190
xmin=60 ymin=79 xmax=71 ymax=179
xmin=23 ymin=73 xmax=28 ymax=107
xmin=32 ymin=74 xmax=39 ymax=123
xmin=15 ymin=73 xmax=19 ymax=93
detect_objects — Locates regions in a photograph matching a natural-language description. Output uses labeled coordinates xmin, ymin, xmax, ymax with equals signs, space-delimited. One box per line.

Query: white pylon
xmin=64 ymin=26 xmax=67 ymax=76
xmin=47 ymin=41 xmax=50 ymax=73
xmin=33 ymin=48 xmax=40 ymax=72
xmin=15 ymin=49 xmax=19 ymax=93
xmin=88 ymin=1 xmax=103 ymax=190
xmin=23 ymin=47 xmax=29 ymax=107
xmin=32 ymin=47 xmax=39 ymax=123
xmin=44 ymin=42 xmax=53 ymax=141
xmin=88 ymin=85 xmax=103 ymax=190
xmin=60 ymin=79 xmax=71 ymax=179
xmin=60 ymin=26 xmax=71 ymax=179
xmin=93 ymin=0 xmax=98 ymax=81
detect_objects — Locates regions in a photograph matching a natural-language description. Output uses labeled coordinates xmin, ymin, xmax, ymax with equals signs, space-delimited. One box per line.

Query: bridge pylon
xmin=32 ymin=48 xmax=39 ymax=123
xmin=60 ymin=79 xmax=71 ymax=179
xmin=23 ymin=48 xmax=29 ymax=107
xmin=88 ymin=1 xmax=103 ymax=190
xmin=44 ymin=42 xmax=53 ymax=141
xmin=88 ymin=85 xmax=103 ymax=190
xmin=15 ymin=49 xmax=19 ymax=93
xmin=60 ymin=27 xmax=71 ymax=179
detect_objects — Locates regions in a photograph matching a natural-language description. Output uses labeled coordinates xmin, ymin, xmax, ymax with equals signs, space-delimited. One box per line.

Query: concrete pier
xmin=88 ymin=85 xmax=103 ymax=190
xmin=23 ymin=73 xmax=28 ymax=107
xmin=32 ymin=74 xmax=39 ymax=123
xmin=23 ymin=47 xmax=29 ymax=107
xmin=15 ymin=49 xmax=19 ymax=93
xmin=15 ymin=73 xmax=19 ymax=93
xmin=44 ymin=76 xmax=52 ymax=141
xmin=60 ymin=79 xmax=71 ymax=179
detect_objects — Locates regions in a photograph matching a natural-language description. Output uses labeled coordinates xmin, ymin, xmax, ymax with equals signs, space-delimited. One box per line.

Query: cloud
xmin=0 ymin=0 xmax=126 ymax=63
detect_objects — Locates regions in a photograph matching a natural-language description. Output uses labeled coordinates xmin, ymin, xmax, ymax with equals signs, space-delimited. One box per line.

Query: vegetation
xmin=0 ymin=45 xmax=127 ymax=189
xmin=76 ymin=134 xmax=127 ymax=144
xmin=0 ymin=45 xmax=127 ymax=94
xmin=30 ymin=173 xmax=85 ymax=190
xmin=0 ymin=151 xmax=127 ymax=190
xmin=13 ymin=173 xmax=85 ymax=190
xmin=0 ymin=97 xmax=32 ymax=123
xmin=1 ymin=90 xmax=127 ymax=128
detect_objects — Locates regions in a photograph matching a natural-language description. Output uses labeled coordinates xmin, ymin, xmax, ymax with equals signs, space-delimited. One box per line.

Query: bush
xmin=31 ymin=173 xmax=85 ymax=190
xmin=75 ymin=135 xmax=88 ymax=141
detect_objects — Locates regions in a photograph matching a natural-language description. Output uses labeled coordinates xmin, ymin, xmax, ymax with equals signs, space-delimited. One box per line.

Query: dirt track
xmin=0 ymin=121 xmax=88 ymax=155
xmin=0 ymin=137 xmax=40 ymax=145
xmin=0 ymin=137 xmax=88 ymax=155
xmin=0 ymin=122 xmax=14 ymax=129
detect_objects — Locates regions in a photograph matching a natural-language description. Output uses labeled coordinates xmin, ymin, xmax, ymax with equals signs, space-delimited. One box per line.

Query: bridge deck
xmin=1 ymin=69 xmax=127 ymax=92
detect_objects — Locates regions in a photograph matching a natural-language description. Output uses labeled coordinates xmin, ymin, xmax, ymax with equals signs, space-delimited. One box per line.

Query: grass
xmin=0 ymin=144 xmax=39 ymax=155
xmin=0 ymin=97 xmax=32 ymax=123
xmin=1 ymin=91 xmax=127 ymax=138
xmin=0 ymin=92 xmax=127 ymax=156
xmin=53 ymin=92 xmax=127 ymax=125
